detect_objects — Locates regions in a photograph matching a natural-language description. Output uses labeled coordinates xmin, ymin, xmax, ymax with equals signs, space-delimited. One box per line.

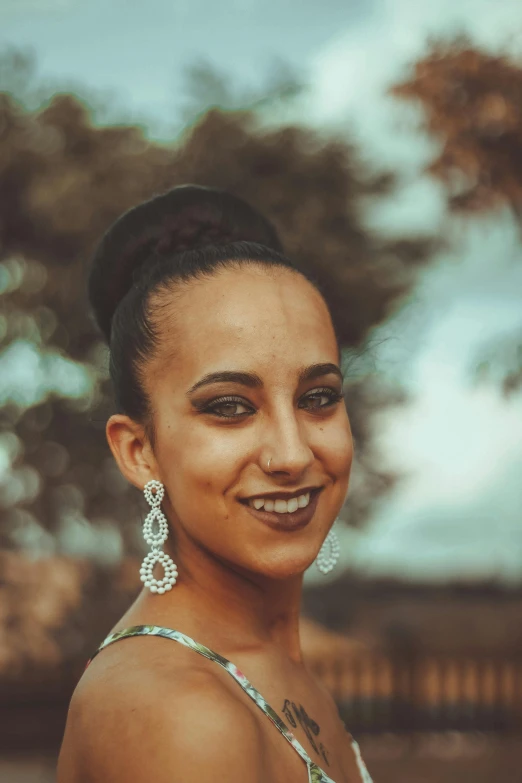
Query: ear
xmin=106 ymin=414 xmax=157 ymax=491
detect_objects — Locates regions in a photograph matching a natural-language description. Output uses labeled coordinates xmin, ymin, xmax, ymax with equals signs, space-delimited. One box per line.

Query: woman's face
xmin=143 ymin=264 xmax=353 ymax=579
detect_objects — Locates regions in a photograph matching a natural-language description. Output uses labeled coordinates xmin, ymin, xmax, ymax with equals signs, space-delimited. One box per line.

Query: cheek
xmin=317 ymin=415 xmax=353 ymax=478
xmin=160 ymin=420 xmax=247 ymax=506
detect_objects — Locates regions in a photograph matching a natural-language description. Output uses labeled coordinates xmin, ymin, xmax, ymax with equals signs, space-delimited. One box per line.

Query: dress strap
xmin=87 ymin=624 xmax=371 ymax=783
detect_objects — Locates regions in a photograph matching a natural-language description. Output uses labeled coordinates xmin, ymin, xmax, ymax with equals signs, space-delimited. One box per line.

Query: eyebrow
xmin=187 ymin=363 xmax=344 ymax=395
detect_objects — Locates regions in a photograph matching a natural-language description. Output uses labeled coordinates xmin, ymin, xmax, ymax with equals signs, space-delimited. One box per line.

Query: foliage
xmin=0 ymin=550 xmax=87 ymax=676
xmin=392 ymin=36 xmax=522 ymax=218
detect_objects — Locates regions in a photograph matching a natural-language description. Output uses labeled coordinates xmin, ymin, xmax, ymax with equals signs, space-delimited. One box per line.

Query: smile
xmin=239 ymin=488 xmax=323 ymax=532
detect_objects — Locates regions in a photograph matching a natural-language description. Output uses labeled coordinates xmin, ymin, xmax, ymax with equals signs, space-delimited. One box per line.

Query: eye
xmin=299 ymin=388 xmax=343 ymax=411
xmin=203 ymin=396 xmax=255 ymax=419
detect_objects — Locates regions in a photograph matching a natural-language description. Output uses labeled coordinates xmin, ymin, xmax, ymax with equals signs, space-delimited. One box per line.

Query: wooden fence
xmin=312 ymin=651 xmax=522 ymax=734
xmin=1 ymin=649 xmax=522 ymax=753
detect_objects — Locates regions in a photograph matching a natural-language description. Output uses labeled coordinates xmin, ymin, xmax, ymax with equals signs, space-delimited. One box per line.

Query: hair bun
xmin=88 ymin=184 xmax=283 ymax=342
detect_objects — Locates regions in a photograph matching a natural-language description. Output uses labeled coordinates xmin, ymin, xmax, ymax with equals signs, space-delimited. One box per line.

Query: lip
xmin=240 ymin=488 xmax=322 ymax=532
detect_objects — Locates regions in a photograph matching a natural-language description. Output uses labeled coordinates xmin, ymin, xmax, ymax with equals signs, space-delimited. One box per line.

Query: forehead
xmin=153 ymin=265 xmax=339 ymax=382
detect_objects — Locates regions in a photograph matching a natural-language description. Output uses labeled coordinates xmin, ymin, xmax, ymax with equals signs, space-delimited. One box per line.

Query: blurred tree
xmin=0 ymin=550 xmax=89 ymax=676
xmin=0 ymin=47 xmax=434 ymax=566
xmin=392 ymin=37 xmax=522 ymax=393
xmin=392 ymin=37 xmax=522 ymax=219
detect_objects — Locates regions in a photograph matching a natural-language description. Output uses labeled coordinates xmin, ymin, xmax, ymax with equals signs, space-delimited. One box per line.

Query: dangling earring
xmin=316 ymin=527 xmax=340 ymax=575
xmin=140 ymin=479 xmax=178 ymax=594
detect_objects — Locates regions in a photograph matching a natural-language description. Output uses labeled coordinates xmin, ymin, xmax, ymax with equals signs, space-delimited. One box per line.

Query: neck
xmin=134 ymin=536 xmax=305 ymax=663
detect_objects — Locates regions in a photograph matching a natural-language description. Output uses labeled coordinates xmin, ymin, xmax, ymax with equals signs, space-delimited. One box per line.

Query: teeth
xmin=248 ymin=492 xmax=311 ymax=513
xmin=297 ymin=493 xmax=310 ymax=508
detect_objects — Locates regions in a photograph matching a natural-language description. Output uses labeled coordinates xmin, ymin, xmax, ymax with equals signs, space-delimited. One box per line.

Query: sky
xmin=0 ymin=0 xmax=369 ymax=131
xmin=1 ymin=0 xmax=522 ymax=583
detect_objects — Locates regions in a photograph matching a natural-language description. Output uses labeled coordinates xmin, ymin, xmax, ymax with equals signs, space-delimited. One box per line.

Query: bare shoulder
xmin=57 ymin=651 xmax=266 ymax=783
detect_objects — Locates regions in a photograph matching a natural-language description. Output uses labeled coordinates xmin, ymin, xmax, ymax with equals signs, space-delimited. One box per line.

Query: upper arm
xmin=58 ymin=670 xmax=266 ymax=783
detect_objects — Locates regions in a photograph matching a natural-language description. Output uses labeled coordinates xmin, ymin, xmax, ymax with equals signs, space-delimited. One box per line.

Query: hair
xmin=88 ymin=184 xmax=332 ymax=429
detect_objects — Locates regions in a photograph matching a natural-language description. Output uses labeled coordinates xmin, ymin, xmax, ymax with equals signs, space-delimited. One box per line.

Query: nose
xmin=261 ymin=409 xmax=314 ymax=479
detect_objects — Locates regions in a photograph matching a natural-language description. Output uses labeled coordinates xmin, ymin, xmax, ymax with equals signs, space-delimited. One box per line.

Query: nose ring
xmin=267 ymin=457 xmax=273 ymax=473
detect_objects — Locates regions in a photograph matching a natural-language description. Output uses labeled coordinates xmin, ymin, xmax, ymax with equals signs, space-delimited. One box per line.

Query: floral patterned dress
xmin=86 ymin=624 xmax=373 ymax=783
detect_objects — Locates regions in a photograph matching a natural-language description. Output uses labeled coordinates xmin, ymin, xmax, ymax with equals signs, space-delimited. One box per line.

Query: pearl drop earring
xmin=316 ymin=527 xmax=340 ymax=575
xmin=140 ymin=480 xmax=178 ymax=594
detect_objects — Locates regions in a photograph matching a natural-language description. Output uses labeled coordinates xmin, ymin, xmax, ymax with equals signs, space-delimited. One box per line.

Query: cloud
xmin=350 ymin=216 xmax=522 ymax=582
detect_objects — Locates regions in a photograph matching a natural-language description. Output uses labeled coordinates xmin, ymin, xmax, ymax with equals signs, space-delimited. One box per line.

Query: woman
xmin=57 ymin=185 xmax=373 ymax=783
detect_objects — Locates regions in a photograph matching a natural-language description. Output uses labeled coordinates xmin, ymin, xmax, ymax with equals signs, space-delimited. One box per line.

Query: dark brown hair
xmin=88 ymin=184 xmax=315 ymax=424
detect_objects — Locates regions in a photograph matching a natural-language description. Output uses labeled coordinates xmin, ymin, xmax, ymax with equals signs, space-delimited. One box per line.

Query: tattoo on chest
xmin=281 ymin=698 xmax=330 ymax=766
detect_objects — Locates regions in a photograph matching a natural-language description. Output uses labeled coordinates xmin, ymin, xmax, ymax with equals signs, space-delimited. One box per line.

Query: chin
xmin=254 ymin=554 xmax=315 ymax=581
